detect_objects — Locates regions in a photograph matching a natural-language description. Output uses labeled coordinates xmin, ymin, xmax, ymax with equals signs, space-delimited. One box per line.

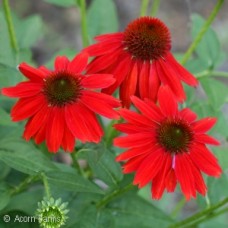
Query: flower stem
xmin=171 ymin=197 xmax=186 ymax=218
xmin=2 ymin=0 xmax=19 ymax=53
xmin=41 ymin=173 xmax=51 ymax=199
xmin=140 ymin=0 xmax=150 ymax=16
xmin=96 ymin=183 xmax=135 ymax=209
xmin=195 ymin=70 xmax=228 ymax=79
xmin=78 ymin=0 xmax=89 ymax=47
xmin=70 ymin=152 xmax=84 ymax=176
xmin=181 ymin=0 xmax=224 ymax=65
xmin=151 ymin=0 xmax=161 ymax=16
xmin=169 ymin=197 xmax=228 ymax=228
xmin=9 ymin=175 xmax=40 ymax=196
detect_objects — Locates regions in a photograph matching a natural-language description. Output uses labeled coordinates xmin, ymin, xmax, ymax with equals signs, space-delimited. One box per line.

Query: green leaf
xmin=46 ymin=171 xmax=104 ymax=194
xmin=200 ymin=78 xmax=228 ymax=110
xmin=14 ymin=15 xmax=43 ymax=49
xmin=0 ymin=108 xmax=16 ymax=126
xmin=191 ymin=14 xmax=224 ymax=68
xmin=108 ymin=194 xmax=173 ymax=227
xmin=44 ymin=0 xmax=77 ymax=7
xmin=0 ymin=138 xmax=58 ymax=175
xmin=85 ymin=145 xmax=123 ymax=186
xmin=0 ymin=182 xmax=10 ymax=210
xmin=87 ymin=0 xmax=118 ymax=41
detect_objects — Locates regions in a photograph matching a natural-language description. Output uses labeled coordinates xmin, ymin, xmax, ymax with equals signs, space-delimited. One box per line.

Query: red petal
xmin=158 ymin=86 xmax=178 ymax=117
xmin=94 ymin=32 xmax=124 ymax=42
xmin=166 ymin=53 xmax=198 ymax=86
xmin=23 ymin=104 xmax=50 ymax=140
xmin=68 ymin=52 xmax=88 ymax=74
xmin=54 ymin=56 xmax=69 ymax=70
xmin=11 ymin=95 xmax=46 ymax=121
xmin=80 ymin=91 xmax=120 ymax=119
xmin=133 ymin=148 xmax=164 ymax=188
xmin=131 ymin=96 xmax=163 ymax=123
xmin=119 ymin=62 xmax=138 ymax=108
xmin=139 ymin=62 xmax=150 ymax=99
xmin=123 ymin=154 xmax=148 ymax=173
xmin=151 ymin=153 xmax=172 ymax=199
xmin=195 ymin=134 xmax=220 ymax=145
xmin=179 ymin=108 xmax=197 ymax=123
xmin=165 ymin=168 xmax=177 ymax=192
xmin=62 ymin=124 xmax=76 ymax=152
xmin=19 ymin=63 xmax=45 ymax=82
xmin=192 ymin=117 xmax=217 ymax=133
xmin=175 ymin=153 xmax=196 ymax=200
xmin=116 ymin=143 xmax=160 ymax=161
xmin=39 ymin=66 xmax=51 ymax=75
xmin=102 ymin=53 xmax=131 ymax=95
xmin=155 ymin=58 xmax=186 ymax=102
xmin=81 ymin=74 xmax=115 ymax=89
xmin=118 ymin=108 xmax=155 ymax=127
xmin=46 ymin=107 xmax=65 ymax=153
xmin=114 ymin=132 xmax=155 ymax=148
xmin=148 ymin=63 xmax=160 ymax=102
xmin=190 ymin=143 xmax=222 ymax=177
xmin=34 ymin=121 xmax=47 ymax=144
xmin=2 ymin=82 xmax=42 ymax=98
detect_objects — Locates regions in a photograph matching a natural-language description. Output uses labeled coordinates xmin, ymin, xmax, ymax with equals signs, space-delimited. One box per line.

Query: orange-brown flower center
xmin=123 ymin=17 xmax=171 ymax=61
xmin=43 ymin=71 xmax=82 ymax=106
xmin=157 ymin=118 xmax=193 ymax=153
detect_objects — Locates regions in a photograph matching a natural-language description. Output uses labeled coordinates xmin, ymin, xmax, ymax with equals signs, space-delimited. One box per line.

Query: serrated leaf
xmin=0 ymin=138 xmax=58 ymax=175
xmin=200 ymin=78 xmax=228 ymax=110
xmin=191 ymin=14 xmax=224 ymax=68
xmin=87 ymin=0 xmax=118 ymax=41
xmin=46 ymin=171 xmax=104 ymax=194
xmin=86 ymin=146 xmax=123 ymax=186
xmin=44 ymin=0 xmax=77 ymax=7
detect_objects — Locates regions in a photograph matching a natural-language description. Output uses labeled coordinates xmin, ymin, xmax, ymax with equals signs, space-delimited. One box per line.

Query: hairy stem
xmin=196 ymin=70 xmax=228 ymax=79
xmin=41 ymin=173 xmax=51 ymax=199
xmin=181 ymin=0 xmax=224 ymax=65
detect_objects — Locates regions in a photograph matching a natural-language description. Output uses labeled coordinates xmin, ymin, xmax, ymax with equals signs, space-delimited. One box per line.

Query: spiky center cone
xmin=123 ymin=17 xmax=171 ymax=61
xmin=43 ymin=71 xmax=82 ymax=106
xmin=157 ymin=118 xmax=193 ymax=154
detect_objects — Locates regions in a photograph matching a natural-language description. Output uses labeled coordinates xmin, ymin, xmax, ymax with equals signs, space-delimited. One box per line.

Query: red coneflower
xmin=114 ymin=86 xmax=222 ymax=200
xmin=84 ymin=17 xmax=198 ymax=107
xmin=2 ymin=52 xmax=120 ymax=153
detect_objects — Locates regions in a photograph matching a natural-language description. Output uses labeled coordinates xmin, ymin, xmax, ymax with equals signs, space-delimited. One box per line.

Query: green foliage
xmin=44 ymin=0 xmax=77 ymax=7
xmin=87 ymin=0 xmax=118 ymax=41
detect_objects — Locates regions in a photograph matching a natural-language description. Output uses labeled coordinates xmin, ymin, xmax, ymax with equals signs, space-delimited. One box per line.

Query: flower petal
xmin=54 ymin=56 xmax=69 ymax=70
xmin=68 ymin=52 xmax=89 ymax=74
xmin=195 ymin=134 xmax=220 ymax=145
xmin=179 ymin=108 xmax=197 ymax=123
xmin=192 ymin=117 xmax=217 ymax=133
xmin=81 ymin=74 xmax=115 ymax=89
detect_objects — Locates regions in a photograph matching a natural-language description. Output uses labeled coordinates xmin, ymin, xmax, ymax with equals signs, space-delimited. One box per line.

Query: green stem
xmin=41 ymin=173 xmax=51 ymax=199
xmin=196 ymin=70 xmax=228 ymax=79
xmin=70 ymin=152 xmax=84 ymax=176
xmin=171 ymin=197 xmax=186 ymax=218
xmin=151 ymin=0 xmax=161 ymax=16
xmin=78 ymin=0 xmax=89 ymax=47
xmin=2 ymin=0 xmax=19 ymax=53
xmin=96 ymin=183 xmax=135 ymax=209
xmin=140 ymin=0 xmax=150 ymax=16
xmin=169 ymin=197 xmax=228 ymax=228
xmin=181 ymin=0 xmax=224 ymax=65
xmin=9 ymin=175 xmax=39 ymax=196
xmin=188 ymin=207 xmax=228 ymax=227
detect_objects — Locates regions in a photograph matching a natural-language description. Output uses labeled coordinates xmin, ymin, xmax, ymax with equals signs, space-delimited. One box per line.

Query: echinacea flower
xmin=84 ymin=17 xmax=198 ymax=107
xmin=2 ymin=52 xmax=120 ymax=153
xmin=114 ymin=86 xmax=222 ymax=200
